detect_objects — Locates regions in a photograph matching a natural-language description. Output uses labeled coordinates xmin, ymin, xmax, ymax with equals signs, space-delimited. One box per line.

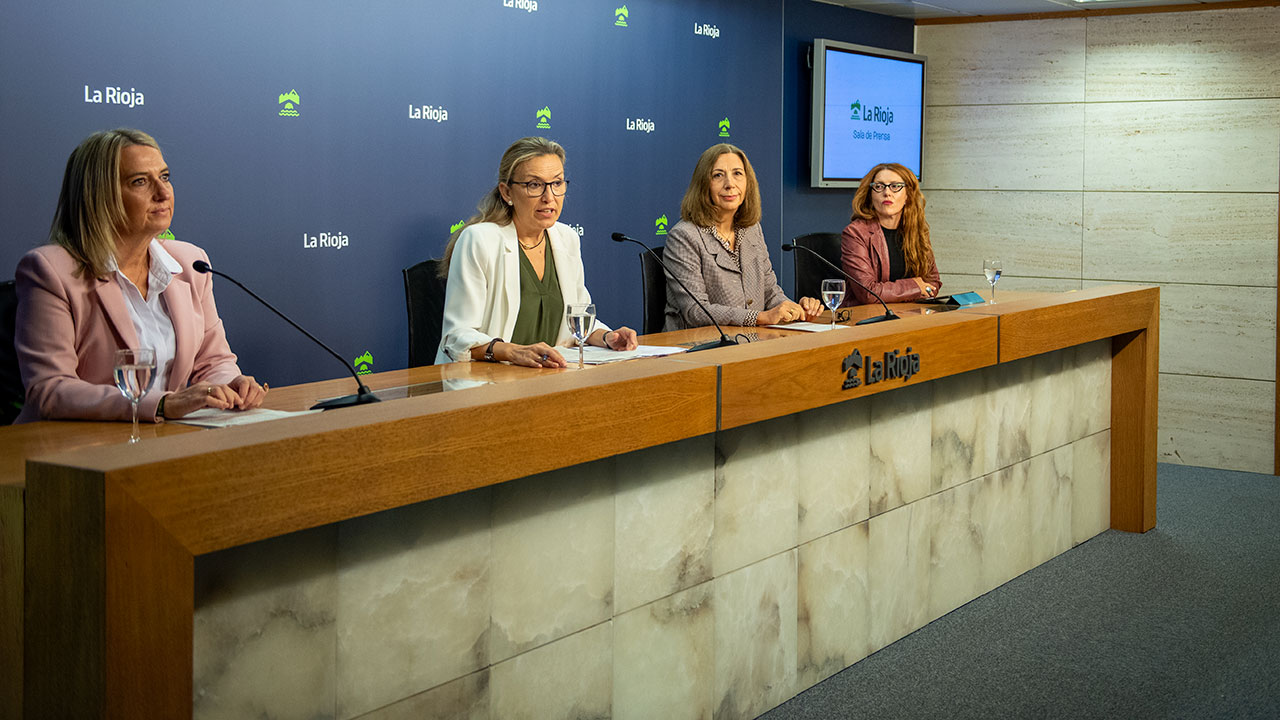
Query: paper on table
xmin=173 ymin=407 xmax=322 ymax=428
xmin=763 ymin=321 xmax=844 ymax=333
xmin=569 ymin=344 xmax=688 ymax=365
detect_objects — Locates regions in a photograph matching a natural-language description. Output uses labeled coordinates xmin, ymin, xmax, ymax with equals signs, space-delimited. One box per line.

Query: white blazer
xmin=435 ymin=221 xmax=609 ymax=363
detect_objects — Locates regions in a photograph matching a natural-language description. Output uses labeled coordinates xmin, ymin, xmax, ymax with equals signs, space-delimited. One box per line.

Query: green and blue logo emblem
xmin=536 ymin=106 xmax=551 ymax=129
xmin=157 ymin=228 xmax=175 ymax=240
xmin=278 ymin=89 xmax=300 ymax=117
xmin=718 ymin=117 xmax=730 ymax=137
xmin=615 ymin=5 xmax=629 ymax=26
xmin=450 ymin=220 xmax=466 ymax=234
xmin=850 ymin=101 xmax=862 ymax=118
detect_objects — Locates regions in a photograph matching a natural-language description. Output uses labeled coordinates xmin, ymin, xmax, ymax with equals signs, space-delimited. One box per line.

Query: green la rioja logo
xmin=615 ymin=5 xmax=629 ymax=26
xmin=354 ymin=350 xmax=374 ymax=376
xmin=718 ymin=117 xmax=730 ymax=137
xmin=157 ymin=228 xmax=175 ymax=240
xmin=535 ymin=106 xmax=551 ymax=129
xmin=450 ymin=220 xmax=466 ymax=234
xmin=850 ymin=101 xmax=862 ymax=118
xmin=278 ymin=89 xmax=300 ymax=117
xmin=655 ymin=214 xmax=669 ymax=235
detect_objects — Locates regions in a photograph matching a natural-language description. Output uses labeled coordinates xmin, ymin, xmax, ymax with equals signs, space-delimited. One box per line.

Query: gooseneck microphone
xmin=781 ymin=243 xmax=899 ymax=325
xmin=611 ymin=232 xmax=738 ymax=352
xmin=192 ymin=260 xmax=380 ymax=410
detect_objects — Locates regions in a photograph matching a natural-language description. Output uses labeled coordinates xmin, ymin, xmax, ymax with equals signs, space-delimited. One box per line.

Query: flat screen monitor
xmin=810 ymin=39 xmax=926 ymax=188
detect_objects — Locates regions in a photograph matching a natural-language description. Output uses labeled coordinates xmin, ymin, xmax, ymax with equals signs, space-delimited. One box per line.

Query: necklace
xmin=518 ymin=231 xmax=546 ymax=251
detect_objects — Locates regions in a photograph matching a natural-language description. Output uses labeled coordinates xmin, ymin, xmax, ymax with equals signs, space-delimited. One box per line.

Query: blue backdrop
xmin=2 ymin=0 xmax=911 ymax=386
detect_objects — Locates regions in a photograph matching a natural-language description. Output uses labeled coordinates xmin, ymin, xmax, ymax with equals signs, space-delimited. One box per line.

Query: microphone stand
xmin=191 ymin=260 xmax=380 ymax=409
xmin=611 ymin=233 xmax=738 ymax=353
xmin=781 ymin=243 xmax=899 ymax=325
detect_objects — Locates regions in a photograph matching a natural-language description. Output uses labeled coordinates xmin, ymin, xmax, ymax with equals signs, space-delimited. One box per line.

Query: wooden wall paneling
xmin=716 ymin=313 xmax=999 ymax=429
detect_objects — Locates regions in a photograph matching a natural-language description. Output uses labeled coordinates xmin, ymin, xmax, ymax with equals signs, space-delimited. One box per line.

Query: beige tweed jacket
xmin=662 ymin=220 xmax=789 ymax=331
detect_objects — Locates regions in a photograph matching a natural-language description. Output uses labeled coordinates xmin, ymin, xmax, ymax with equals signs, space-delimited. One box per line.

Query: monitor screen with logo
xmin=810 ymin=39 xmax=926 ymax=188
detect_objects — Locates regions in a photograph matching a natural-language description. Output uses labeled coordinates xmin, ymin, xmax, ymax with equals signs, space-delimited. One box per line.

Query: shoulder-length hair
xmin=49 ymin=128 xmax=161 ymax=279
xmin=438 ymin=136 xmax=566 ymax=278
xmin=679 ymin=143 xmax=761 ymax=230
xmin=850 ymin=163 xmax=933 ymax=278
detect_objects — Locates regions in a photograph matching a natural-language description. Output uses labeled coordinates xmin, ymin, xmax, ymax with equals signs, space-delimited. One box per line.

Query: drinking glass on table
xmin=821 ymin=279 xmax=845 ymax=329
xmin=983 ymin=258 xmax=1003 ymax=302
xmin=114 ymin=347 xmax=156 ymax=443
xmin=566 ymin=303 xmax=596 ymax=370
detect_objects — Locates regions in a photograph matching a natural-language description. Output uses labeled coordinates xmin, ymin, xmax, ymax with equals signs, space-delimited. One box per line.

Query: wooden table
xmin=5 ymin=285 xmax=1158 ymax=718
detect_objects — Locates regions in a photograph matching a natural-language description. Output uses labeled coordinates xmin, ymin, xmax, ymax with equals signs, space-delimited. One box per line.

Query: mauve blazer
xmin=840 ymin=217 xmax=941 ymax=305
xmin=14 ymin=240 xmax=241 ymax=424
xmin=662 ymin=220 xmax=788 ymax=330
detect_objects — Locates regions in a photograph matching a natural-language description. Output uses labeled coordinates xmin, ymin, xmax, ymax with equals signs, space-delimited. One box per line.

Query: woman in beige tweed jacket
xmin=662 ymin=144 xmax=822 ymax=331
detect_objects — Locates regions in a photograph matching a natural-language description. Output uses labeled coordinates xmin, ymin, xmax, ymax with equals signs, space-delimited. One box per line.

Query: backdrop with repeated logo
xmin=1 ymin=0 xmax=911 ymax=386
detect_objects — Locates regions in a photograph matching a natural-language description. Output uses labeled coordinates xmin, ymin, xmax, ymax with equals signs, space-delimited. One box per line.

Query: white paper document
xmin=173 ymin=407 xmax=322 ymax=428
xmin=763 ymin=321 xmax=844 ymax=333
xmin=569 ymin=344 xmax=688 ymax=365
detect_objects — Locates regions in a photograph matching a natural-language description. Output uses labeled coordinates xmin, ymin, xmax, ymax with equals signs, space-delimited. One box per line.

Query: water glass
xmin=983 ymin=258 xmax=1003 ymax=302
xmin=114 ymin=347 xmax=157 ymax=443
xmin=566 ymin=303 xmax=596 ymax=369
xmin=821 ymin=279 xmax=845 ymax=329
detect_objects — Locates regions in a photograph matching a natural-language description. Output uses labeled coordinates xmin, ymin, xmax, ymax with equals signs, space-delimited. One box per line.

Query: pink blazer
xmin=840 ymin=218 xmax=941 ymax=305
xmin=13 ymin=241 xmax=241 ymax=424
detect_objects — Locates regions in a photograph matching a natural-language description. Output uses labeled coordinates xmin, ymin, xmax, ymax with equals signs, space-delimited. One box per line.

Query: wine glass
xmin=821 ymin=279 xmax=845 ymax=329
xmin=566 ymin=303 xmax=596 ymax=370
xmin=983 ymin=258 xmax=1003 ymax=302
xmin=114 ymin=347 xmax=156 ymax=443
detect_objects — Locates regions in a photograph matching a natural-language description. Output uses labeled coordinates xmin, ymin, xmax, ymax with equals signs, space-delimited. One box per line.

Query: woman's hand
xmin=798 ymin=296 xmax=824 ymax=319
xmin=592 ymin=327 xmax=638 ymax=351
xmin=913 ymin=277 xmax=936 ymax=298
xmin=159 ymin=381 xmax=243 ymax=419
xmin=496 ymin=341 xmax=568 ymax=368
xmin=227 ymin=375 xmax=268 ymax=409
xmin=756 ymin=300 xmax=806 ymax=325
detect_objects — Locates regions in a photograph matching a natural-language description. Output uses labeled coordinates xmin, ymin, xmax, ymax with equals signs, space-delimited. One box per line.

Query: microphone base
xmin=855 ymin=313 xmax=900 ymax=326
xmin=686 ymin=337 xmax=740 ymax=353
xmin=310 ymin=388 xmax=382 ymax=410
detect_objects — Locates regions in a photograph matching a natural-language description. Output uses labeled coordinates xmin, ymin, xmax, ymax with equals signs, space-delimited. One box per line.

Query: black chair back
xmin=639 ymin=247 xmax=667 ymax=336
xmin=402 ymin=260 xmax=448 ymax=368
xmin=0 ymin=280 xmax=23 ymax=424
xmin=792 ymin=232 xmax=844 ymax=302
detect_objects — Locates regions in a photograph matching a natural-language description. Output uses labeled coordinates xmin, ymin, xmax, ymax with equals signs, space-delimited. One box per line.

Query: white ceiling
xmin=813 ymin=0 xmax=1239 ymax=20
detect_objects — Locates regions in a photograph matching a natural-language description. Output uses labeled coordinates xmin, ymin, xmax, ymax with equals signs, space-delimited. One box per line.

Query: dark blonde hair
xmin=50 ymin=128 xmax=162 ymax=278
xmin=679 ymin=143 xmax=761 ymax=229
xmin=851 ymin=163 xmax=933 ymax=278
xmin=438 ymin=136 xmax=566 ymax=277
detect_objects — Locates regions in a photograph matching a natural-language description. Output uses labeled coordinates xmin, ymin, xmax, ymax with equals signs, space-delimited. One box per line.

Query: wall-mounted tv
xmin=810 ymin=39 xmax=926 ymax=188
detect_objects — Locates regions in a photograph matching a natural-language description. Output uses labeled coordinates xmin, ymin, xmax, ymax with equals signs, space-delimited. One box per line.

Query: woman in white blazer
xmin=435 ymin=137 xmax=637 ymax=366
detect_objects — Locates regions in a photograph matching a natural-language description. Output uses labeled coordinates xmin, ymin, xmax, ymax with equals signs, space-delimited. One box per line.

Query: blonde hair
xmin=850 ymin=163 xmax=933 ymax=279
xmin=49 ymin=128 xmax=162 ymax=279
xmin=438 ymin=137 xmax=566 ymax=277
xmin=679 ymin=143 xmax=761 ymax=230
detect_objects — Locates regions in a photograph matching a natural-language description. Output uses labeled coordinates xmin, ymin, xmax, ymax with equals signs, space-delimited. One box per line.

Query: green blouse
xmin=510 ymin=242 xmax=564 ymax=346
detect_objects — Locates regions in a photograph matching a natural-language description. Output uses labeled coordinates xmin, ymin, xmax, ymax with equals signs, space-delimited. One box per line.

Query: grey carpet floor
xmin=760 ymin=463 xmax=1280 ymax=720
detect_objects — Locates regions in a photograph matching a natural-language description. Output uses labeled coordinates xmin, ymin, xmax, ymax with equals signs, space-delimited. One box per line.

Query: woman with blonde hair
xmin=840 ymin=162 xmax=940 ymax=305
xmin=13 ymin=128 xmax=264 ymax=423
xmin=662 ymin=143 xmax=821 ymax=330
xmin=436 ymin=136 xmax=637 ymax=366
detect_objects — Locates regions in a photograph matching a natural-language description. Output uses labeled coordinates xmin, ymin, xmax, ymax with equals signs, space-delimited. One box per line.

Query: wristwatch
xmin=484 ymin=338 xmax=503 ymax=362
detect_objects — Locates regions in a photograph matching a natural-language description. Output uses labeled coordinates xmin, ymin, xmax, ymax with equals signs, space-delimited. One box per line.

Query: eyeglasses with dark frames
xmin=508 ymin=179 xmax=569 ymax=197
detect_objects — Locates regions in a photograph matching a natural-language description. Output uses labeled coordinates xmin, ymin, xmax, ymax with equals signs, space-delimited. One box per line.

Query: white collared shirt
xmin=108 ymin=239 xmax=180 ymax=388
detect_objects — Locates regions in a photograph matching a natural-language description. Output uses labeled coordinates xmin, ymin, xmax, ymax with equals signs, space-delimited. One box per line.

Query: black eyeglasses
xmin=508 ymin=179 xmax=569 ymax=197
xmin=870 ymin=182 xmax=906 ymax=193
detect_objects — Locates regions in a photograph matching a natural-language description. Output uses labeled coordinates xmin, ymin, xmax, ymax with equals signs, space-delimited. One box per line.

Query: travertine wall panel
xmin=923 ymin=103 xmax=1085 ymax=191
xmin=1084 ymin=99 xmax=1280 ymax=193
xmin=920 ymin=6 xmax=1279 ymax=472
xmin=1084 ymin=7 xmax=1280 ymax=101
xmin=918 ymin=18 xmax=1085 ymax=105
xmin=1083 ymin=192 xmax=1278 ymax=286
